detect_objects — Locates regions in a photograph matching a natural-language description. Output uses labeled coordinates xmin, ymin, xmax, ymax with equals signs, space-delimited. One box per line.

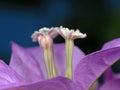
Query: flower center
xmin=31 ymin=26 xmax=86 ymax=80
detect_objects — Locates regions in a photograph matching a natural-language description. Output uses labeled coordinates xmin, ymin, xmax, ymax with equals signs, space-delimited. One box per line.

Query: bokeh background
xmin=0 ymin=0 xmax=120 ymax=72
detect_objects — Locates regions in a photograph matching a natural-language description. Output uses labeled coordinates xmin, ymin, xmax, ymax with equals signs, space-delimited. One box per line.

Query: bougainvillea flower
xmin=1 ymin=27 xmax=120 ymax=90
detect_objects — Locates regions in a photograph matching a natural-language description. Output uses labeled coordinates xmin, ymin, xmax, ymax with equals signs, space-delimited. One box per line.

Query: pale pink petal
xmin=0 ymin=60 xmax=23 ymax=85
xmin=2 ymin=77 xmax=83 ymax=90
xmin=74 ymin=47 xmax=120 ymax=90
xmin=10 ymin=42 xmax=43 ymax=82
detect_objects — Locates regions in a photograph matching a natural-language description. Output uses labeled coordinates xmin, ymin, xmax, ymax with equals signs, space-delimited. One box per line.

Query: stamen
xmin=58 ymin=26 xmax=87 ymax=79
xmin=31 ymin=27 xmax=58 ymax=78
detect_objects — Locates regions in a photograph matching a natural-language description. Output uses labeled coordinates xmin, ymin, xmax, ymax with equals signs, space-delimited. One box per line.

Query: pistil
xmin=31 ymin=27 xmax=58 ymax=78
xmin=58 ymin=26 xmax=87 ymax=79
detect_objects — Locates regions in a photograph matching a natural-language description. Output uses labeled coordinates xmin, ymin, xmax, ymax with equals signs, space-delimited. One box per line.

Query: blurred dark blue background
xmin=0 ymin=0 xmax=120 ymax=63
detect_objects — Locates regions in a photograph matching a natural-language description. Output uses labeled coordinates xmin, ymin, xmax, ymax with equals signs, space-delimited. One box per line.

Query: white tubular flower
xmin=31 ymin=27 xmax=58 ymax=78
xmin=58 ymin=26 xmax=87 ymax=79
